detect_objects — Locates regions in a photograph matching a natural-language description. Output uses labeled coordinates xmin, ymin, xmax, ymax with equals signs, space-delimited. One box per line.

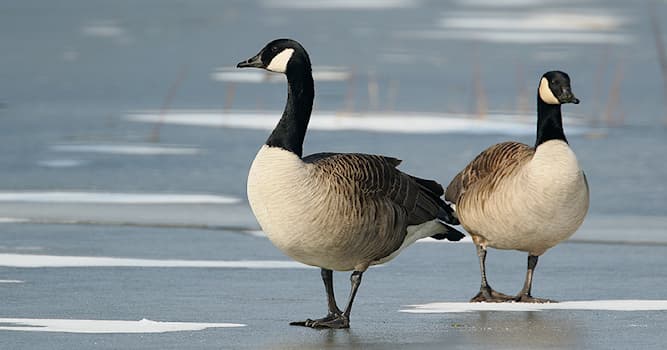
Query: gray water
xmin=1 ymin=0 xmax=667 ymax=349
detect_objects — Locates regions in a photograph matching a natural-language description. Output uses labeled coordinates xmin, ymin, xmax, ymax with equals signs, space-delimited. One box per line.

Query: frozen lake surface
xmin=1 ymin=222 xmax=666 ymax=349
xmin=1 ymin=0 xmax=666 ymax=348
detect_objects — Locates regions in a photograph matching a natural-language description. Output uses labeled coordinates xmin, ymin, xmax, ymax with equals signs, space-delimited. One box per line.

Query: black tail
xmin=436 ymin=202 xmax=459 ymax=226
xmin=430 ymin=223 xmax=465 ymax=241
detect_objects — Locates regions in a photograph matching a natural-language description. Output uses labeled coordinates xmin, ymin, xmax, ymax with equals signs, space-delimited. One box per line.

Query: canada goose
xmin=445 ymin=71 xmax=589 ymax=303
xmin=237 ymin=39 xmax=464 ymax=328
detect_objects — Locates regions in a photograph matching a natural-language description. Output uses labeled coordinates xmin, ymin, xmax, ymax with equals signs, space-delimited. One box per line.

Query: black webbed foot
xmin=290 ymin=313 xmax=349 ymax=329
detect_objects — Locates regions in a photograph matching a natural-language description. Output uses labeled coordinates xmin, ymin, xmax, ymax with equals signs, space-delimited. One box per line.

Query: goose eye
xmin=271 ymin=46 xmax=278 ymax=53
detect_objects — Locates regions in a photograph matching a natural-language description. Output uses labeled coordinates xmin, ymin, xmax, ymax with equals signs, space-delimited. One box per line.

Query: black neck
xmin=535 ymin=97 xmax=567 ymax=147
xmin=265 ymin=65 xmax=314 ymax=157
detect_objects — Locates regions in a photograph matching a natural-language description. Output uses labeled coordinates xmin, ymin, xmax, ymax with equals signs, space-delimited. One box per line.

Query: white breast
xmin=461 ymin=140 xmax=589 ymax=255
xmin=247 ymin=145 xmax=313 ymax=256
xmin=247 ymin=146 xmax=358 ymax=270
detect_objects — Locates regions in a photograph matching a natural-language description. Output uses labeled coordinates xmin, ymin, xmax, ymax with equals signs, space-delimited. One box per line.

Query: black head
xmin=538 ymin=71 xmax=580 ymax=105
xmin=236 ymin=38 xmax=310 ymax=74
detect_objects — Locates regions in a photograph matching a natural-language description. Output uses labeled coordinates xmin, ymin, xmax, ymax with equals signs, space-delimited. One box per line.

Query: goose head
xmin=237 ymin=38 xmax=310 ymax=74
xmin=538 ymin=71 xmax=580 ymax=105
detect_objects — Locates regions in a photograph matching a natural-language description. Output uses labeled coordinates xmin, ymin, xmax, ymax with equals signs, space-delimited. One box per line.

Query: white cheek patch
xmin=538 ymin=77 xmax=560 ymax=104
xmin=266 ymin=48 xmax=294 ymax=73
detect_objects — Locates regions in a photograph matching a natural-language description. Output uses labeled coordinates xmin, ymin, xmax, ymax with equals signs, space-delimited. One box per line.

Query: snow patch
xmin=244 ymin=230 xmax=268 ymax=238
xmin=0 ymin=254 xmax=312 ymax=269
xmin=262 ymin=0 xmax=420 ymax=10
xmin=401 ymin=300 xmax=667 ymax=313
xmin=37 ymin=159 xmax=86 ymax=168
xmin=455 ymin=0 xmax=549 ymax=6
xmin=398 ymin=30 xmax=631 ymax=44
xmin=212 ymin=66 xmax=350 ymax=83
xmin=439 ymin=13 xmax=626 ymax=32
xmin=0 ymin=318 xmax=244 ymax=333
xmin=0 ymin=218 xmax=29 ymax=223
xmin=401 ymin=10 xmax=631 ymax=45
xmin=0 ymin=280 xmax=24 ymax=284
xmin=125 ymin=110 xmax=591 ymax=136
xmin=0 ymin=192 xmax=240 ymax=204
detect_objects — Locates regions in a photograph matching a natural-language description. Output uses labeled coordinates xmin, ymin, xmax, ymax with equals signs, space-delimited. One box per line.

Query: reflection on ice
xmin=0 ymin=318 xmax=245 ymax=333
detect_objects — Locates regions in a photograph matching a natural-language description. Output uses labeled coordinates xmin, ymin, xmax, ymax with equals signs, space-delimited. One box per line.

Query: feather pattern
xmin=248 ymin=147 xmax=463 ymax=272
xmin=445 ymin=140 xmax=589 ymax=256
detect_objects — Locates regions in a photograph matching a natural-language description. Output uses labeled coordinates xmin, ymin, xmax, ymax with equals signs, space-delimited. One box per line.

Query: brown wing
xmin=445 ymin=142 xmax=534 ymax=205
xmin=306 ymin=152 xmax=462 ymax=239
xmin=306 ymin=153 xmax=438 ymax=222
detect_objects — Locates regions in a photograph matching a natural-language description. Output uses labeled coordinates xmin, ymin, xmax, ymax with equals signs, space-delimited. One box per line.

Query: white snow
xmin=0 ymin=254 xmax=312 ymax=269
xmin=0 ymin=217 xmax=29 ymax=223
xmin=37 ymin=159 xmax=86 ymax=168
xmin=397 ymin=30 xmax=631 ymax=44
xmin=439 ymin=12 xmax=625 ymax=32
xmin=125 ymin=110 xmax=591 ymax=135
xmin=454 ymin=0 xmax=549 ymax=6
xmin=81 ymin=20 xmax=125 ymax=39
xmin=401 ymin=300 xmax=667 ymax=313
xmin=244 ymin=230 xmax=268 ymax=237
xmin=0 ymin=318 xmax=244 ymax=334
xmin=261 ymin=0 xmax=419 ymax=10
xmin=0 ymin=192 xmax=240 ymax=204
xmin=399 ymin=9 xmax=631 ymax=44
xmin=0 ymin=280 xmax=23 ymax=284
xmin=51 ymin=144 xmax=200 ymax=155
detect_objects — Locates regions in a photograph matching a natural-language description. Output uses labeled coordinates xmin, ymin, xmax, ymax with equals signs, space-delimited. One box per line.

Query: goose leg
xmin=290 ymin=268 xmax=345 ymax=328
xmin=471 ymin=244 xmax=513 ymax=302
xmin=513 ymin=255 xmax=556 ymax=303
xmin=291 ymin=270 xmax=363 ymax=329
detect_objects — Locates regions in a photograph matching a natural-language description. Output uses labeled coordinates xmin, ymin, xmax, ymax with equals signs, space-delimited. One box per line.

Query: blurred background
xmin=1 ymin=0 xmax=665 ymax=223
xmin=0 ymin=0 xmax=666 ymax=346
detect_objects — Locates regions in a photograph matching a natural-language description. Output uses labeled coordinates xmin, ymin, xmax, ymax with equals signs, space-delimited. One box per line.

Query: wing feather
xmin=445 ymin=142 xmax=534 ymax=205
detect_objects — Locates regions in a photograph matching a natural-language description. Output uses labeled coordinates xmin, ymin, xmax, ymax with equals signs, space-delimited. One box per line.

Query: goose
xmin=237 ymin=39 xmax=464 ymax=328
xmin=445 ymin=71 xmax=589 ymax=303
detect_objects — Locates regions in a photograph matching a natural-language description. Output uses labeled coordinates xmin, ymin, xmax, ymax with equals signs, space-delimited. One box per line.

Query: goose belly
xmin=247 ymin=146 xmax=405 ymax=271
xmin=460 ymin=141 xmax=589 ymax=255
